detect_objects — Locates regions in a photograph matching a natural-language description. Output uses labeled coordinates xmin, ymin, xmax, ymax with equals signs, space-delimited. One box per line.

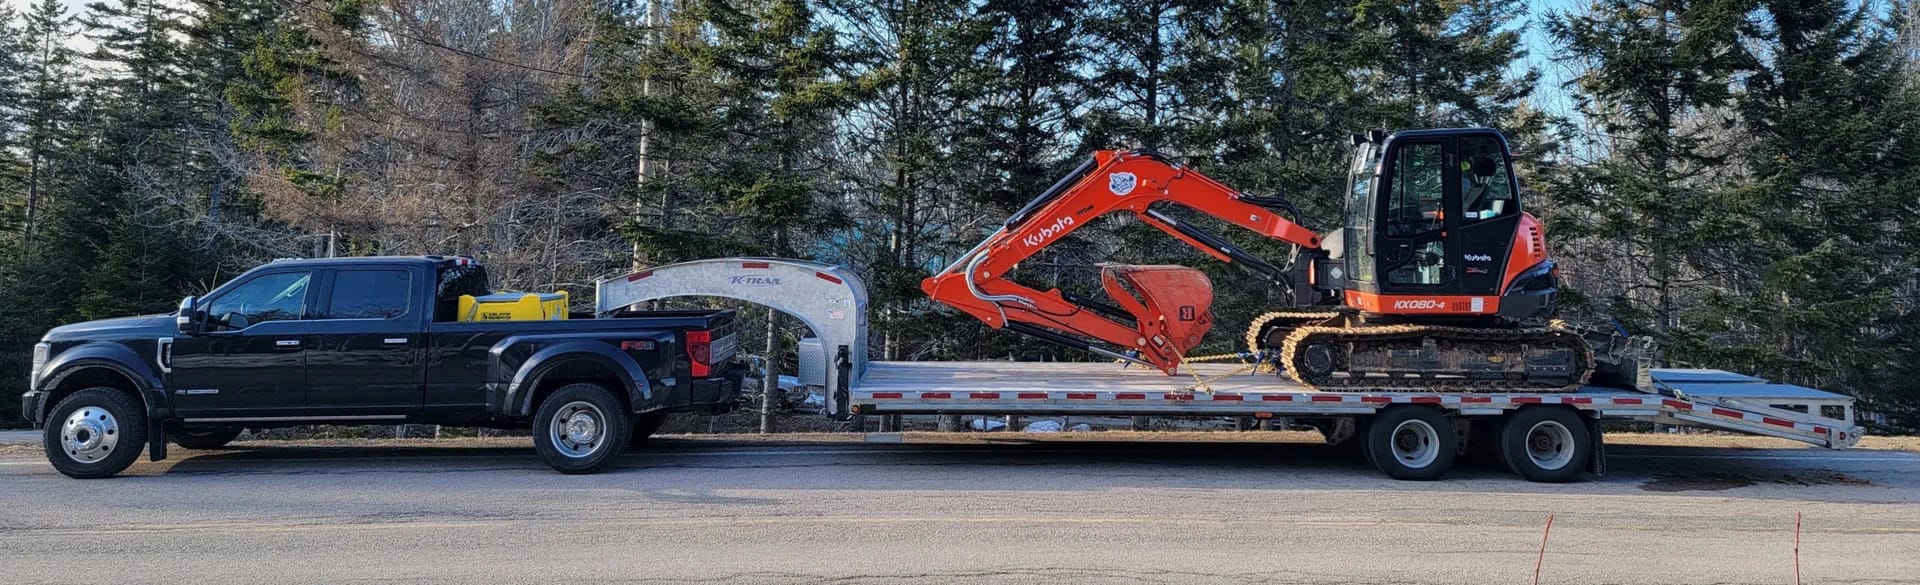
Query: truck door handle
xmin=383 ymin=337 xmax=409 ymax=345
xmin=275 ymin=339 xmax=301 ymax=348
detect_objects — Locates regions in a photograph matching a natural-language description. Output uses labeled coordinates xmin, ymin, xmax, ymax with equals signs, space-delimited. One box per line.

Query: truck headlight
xmin=30 ymin=342 xmax=49 ymax=386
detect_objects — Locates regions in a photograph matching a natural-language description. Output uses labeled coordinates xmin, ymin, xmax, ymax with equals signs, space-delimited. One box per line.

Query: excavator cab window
xmin=1459 ymin=136 xmax=1517 ymax=222
xmin=1382 ymin=141 xmax=1451 ymax=287
xmin=1386 ymin=143 xmax=1446 ymax=237
xmin=1344 ymin=140 xmax=1381 ymax=284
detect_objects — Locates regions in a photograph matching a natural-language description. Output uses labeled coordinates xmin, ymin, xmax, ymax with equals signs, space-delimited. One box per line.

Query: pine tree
xmin=1545 ymin=0 xmax=1751 ymax=340
xmin=1350 ymin=0 xmax=1536 ymax=128
xmin=820 ymin=0 xmax=995 ymax=359
xmin=1699 ymin=0 xmax=1919 ymax=423
xmin=1077 ymin=0 xmax=1213 ymax=151
xmin=11 ymin=0 xmax=78 ymax=250
xmin=0 ymin=5 xmax=25 ymax=238
xmin=671 ymin=0 xmax=851 ymax=257
xmin=967 ymin=0 xmax=1083 ymax=211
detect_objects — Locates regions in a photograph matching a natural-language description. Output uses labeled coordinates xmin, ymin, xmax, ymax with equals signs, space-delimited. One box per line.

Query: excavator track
xmin=1241 ymin=310 xmax=1345 ymax=355
xmin=1256 ymin=319 xmax=1594 ymax=393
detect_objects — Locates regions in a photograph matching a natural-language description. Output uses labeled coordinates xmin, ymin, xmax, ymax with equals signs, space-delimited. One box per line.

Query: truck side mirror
xmin=176 ymin=296 xmax=204 ymax=335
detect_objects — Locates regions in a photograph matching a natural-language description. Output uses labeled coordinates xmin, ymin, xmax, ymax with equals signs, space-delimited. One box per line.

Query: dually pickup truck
xmin=23 ymin=255 xmax=745 ymax=478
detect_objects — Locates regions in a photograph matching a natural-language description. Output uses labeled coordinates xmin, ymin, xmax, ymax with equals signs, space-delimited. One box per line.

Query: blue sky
xmin=1520 ymin=0 xmax=1585 ymax=122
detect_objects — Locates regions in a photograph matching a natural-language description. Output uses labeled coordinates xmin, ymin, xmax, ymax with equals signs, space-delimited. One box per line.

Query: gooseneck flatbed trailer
xmin=599 ymin=258 xmax=1863 ymax=482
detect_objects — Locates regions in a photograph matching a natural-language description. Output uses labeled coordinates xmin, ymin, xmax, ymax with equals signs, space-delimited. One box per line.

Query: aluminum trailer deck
xmin=599 ymin=257 xmax=1864 ymax=481
xmin=850 ymin=361 xmax=1859 ymax=449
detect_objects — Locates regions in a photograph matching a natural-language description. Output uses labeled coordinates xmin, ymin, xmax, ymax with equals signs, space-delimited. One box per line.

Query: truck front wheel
xmin=43 ymin=387 xmax=148 ymax=479
xmin=533 ymin=383 xmax=631 ymax=474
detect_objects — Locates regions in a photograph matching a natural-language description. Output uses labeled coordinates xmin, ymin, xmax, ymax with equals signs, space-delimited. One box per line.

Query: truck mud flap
xmin=149 ymin=418 xmax=168 ymax=462
xmin=1585 ymin=415 xmax=1605 ymax=477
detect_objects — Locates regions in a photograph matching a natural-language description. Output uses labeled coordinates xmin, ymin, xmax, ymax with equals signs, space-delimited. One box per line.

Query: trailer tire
xmin=171 ymin=427 xmax=244 ymax=450
xmin=1365 ymin=406 xmax=1456 ymax=481
xmin=44 ymin=387 xmax=147 ymax=479
xmin=533 ymin=383 xmax=631 ymax=474
xmin=1500 ymin=407 xmax=1592 ymax=483
xmin=630 ymin=413 xmax=669 ymax=444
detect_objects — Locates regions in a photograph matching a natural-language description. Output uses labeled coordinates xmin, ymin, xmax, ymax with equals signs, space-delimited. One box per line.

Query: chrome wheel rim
xmin=549 ymin=401 xmax=607 ymax=459
xmin=1526 ymin=420 xmax=1576 ymax=470
xmin=61 ymin=407 xmax=120 ymax=464
xmin=1390 ymin=419 xmax=1440 ymax=469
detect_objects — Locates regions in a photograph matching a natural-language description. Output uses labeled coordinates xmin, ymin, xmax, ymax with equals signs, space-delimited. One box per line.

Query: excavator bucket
xmin=1099 ymin=264 xmax=1215 ymax=361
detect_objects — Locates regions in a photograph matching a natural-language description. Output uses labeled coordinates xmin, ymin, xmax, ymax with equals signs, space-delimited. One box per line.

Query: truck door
xmin=170 ymin=269 xmax=316 ymax=417
xmin=303 ymin=267 xmax=426 ymax=416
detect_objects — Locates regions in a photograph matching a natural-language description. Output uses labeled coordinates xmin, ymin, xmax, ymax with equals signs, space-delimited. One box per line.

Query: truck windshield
xmin=435 ymin=263 xmax=491 ymax=322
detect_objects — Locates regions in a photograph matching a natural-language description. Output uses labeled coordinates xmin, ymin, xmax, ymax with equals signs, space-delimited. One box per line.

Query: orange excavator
xmin=922 ymin=128 xmax=1595 ymax=392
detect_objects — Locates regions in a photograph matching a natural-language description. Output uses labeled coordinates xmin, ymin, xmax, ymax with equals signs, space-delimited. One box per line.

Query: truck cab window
xmin=204 ymin=271 xmax=312 ymax=330
xmin=435 ymin=264 xmax=491 ymax=322
xmin=326 ymin=270 xmax=412 ymax=319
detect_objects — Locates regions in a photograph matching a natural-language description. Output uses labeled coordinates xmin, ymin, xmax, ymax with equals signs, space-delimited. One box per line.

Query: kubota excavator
xmin=922 ymin=128 xmax=1596 ymax=392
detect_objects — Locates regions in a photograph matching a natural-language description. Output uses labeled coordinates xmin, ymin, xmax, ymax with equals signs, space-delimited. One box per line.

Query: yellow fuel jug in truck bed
xmin=458 ymin=291 xmax=569 ymax=321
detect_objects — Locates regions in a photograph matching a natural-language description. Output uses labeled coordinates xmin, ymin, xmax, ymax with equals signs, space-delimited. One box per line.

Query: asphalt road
xmin=1 ymin=436 xmax=1917 ymax=584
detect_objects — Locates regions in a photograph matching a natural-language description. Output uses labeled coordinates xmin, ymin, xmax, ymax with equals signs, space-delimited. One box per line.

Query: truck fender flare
xmin=505 ymin=342 xmax=650 ymax=417
xmin=37 ymin=343 xmax=166 ymax=420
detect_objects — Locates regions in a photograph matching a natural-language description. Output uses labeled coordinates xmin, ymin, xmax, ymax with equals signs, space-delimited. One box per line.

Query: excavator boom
xmin=921 ymin=149 xmax=1322 ymax=373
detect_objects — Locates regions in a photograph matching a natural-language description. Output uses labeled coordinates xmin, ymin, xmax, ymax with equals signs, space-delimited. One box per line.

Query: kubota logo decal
xmin=1393 ymin=299 xmax=1448 ymax=310
xmin=1465 ymin=254 xmax=1493 ymax=262
xmin=1022 ymin=216 xmax=1075 ymax=248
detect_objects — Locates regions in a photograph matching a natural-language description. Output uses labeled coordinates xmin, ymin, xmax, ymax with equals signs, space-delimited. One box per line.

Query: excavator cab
xmin=1337 ymin=128 xmax=1556 ymax=319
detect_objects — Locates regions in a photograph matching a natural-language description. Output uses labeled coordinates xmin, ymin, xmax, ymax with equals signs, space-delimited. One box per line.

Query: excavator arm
xmin=921 ymin=149 xmax=1325 ymax=374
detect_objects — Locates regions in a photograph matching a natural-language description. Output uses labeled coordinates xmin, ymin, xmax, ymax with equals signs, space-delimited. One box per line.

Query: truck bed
xmin=851 ymin=361 xmax=1862 ymax=448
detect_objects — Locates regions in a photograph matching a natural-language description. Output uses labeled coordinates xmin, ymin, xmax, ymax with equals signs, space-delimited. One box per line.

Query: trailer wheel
xmin=44 ymin=387 xmax=147 ymax=479
xmin=1500 ymin=407 xmax=1593 ymax=483
xmin=172 ymin=427 xmax=244 ymax=450
xmin=630 ymin=413 xmax=669 ymax=444
xmin=1365 ymin=406 xmax=1456 ymax=481
xmin=533 ymin=383 xmax=631 ymax=474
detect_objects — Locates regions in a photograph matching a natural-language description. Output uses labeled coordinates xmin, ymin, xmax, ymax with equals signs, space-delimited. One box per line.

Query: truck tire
xmin=1499 ymin=407 xmax=1592 ymax=483
xmin=1364 ymin=406 xmax=1456 ymax=481
xmin=43 ymin=387 xmax=147 ymax=479
xmin=172 ymin=427 xmax=244 ymax=450
xmin=533 ymin=383 xmax=632 ymax=474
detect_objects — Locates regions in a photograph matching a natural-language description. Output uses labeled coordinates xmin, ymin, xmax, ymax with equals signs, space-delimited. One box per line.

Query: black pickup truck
xmin=23 ymin=256 xmax=745 ymax=478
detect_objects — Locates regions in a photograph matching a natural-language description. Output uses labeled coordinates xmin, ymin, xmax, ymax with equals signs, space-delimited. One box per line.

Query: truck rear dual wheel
xmin=43 ymin=387 xmax=148 ymax=479
xmin=1500 ymin=407 xmax=1593 ymax=483
xmin=533 ymin=383 xmax=632 ymax=474
xmin=1364 ymin=406 xmax=1457 ymax=481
